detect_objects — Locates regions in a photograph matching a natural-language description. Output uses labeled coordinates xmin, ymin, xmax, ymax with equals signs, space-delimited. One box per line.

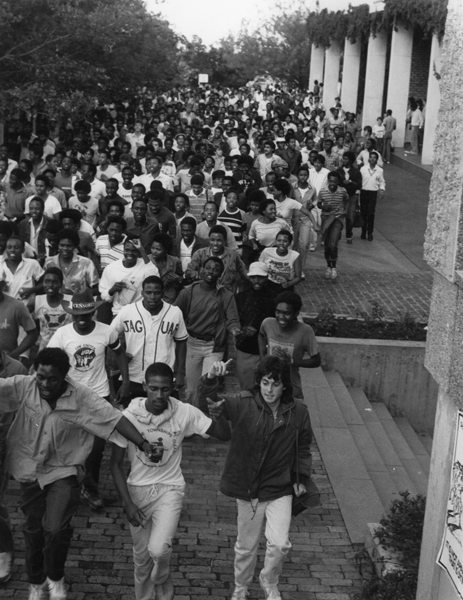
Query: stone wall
xmin=409 ymin=31 xmax=432 ymax=101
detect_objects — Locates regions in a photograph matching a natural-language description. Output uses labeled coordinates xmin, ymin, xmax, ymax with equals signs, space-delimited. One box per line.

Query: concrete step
xmin=324 ymin=371 xmax=401 ymax=509
xmin=394 ymin=417 xmax=431 ymax=477
xmin=348 ymin=387 xmax=418 ymax=497
xmin=301 ymin=368 xmax=385 ymax=544
xmin=371 ymin=403 xmax=429 ymax=496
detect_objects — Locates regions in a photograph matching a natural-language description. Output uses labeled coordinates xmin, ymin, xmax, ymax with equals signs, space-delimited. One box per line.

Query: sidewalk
xmin=300 ymin=163 xmax=433 ymax=320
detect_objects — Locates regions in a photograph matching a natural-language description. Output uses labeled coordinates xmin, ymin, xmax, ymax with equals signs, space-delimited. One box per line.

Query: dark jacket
xmin=18 ymin=215 xmax=50 ymax=258
xmin=173 ymin=281 xmax=240 ymax=352
xmin=172 ymin=236 xmax=209 ymax=259
xmin=336 ymin=165 xmax=362 ymax=197
xmin=198 ymin=374 xmax=313 ymax=501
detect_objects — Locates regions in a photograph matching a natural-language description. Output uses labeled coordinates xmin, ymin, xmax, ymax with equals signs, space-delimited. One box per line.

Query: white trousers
xmin=234 ymin=495 xmax=292 ymax=588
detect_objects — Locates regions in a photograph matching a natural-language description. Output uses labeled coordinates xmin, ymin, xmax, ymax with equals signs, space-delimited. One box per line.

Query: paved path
xmin=300 ymin=163 xmax=432 ymax=320
xmin=1 ymin=164 xmax=432 ymax=599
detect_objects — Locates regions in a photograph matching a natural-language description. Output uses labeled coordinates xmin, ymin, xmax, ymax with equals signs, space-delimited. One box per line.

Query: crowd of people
xmin=0 ymin=80 xmax=392 ymax=600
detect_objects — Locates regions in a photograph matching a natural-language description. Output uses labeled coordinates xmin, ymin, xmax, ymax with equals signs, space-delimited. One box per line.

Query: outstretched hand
xmin=207 ymin=359 xmax=233 ymax=379
xmin=206 ymin=397 xmax=226 ymax=419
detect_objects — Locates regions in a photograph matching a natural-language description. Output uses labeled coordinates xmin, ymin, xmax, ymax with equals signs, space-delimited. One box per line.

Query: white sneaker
xmin=331 ymin=268 xmax=338 ymax=280
xmin=324 ymin=267 xmax=331 ymax=279
xmin=231 ymin=585 xmax=249 ymax=599
xmin=47 ymin=577 xmax=67 ymax=600
xmin=28 ymin=582 xmax=47 ymax=600
xmin=259 ymin=573 xmax=282 ymax=599
xmin=309 ymin=244 xmax=316 ymax=252
xmin=0 ymin=551 xmax=12 ymax=582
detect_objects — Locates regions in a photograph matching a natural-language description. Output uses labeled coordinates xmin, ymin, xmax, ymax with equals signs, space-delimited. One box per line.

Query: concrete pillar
xmin=421 ymin=35 xmax=442 ymax=165
xmin=309 ymin=44 xmax=325 ymax=91
xmin=341 ymin=38 xmax=361 ymax=114
xmin=362 ymin=30 xmax=388 ymax=129
xmin=323 ymin=40 xmax=341 ymax=108
xmin=385 ymin=21 xmax=414 ymax=147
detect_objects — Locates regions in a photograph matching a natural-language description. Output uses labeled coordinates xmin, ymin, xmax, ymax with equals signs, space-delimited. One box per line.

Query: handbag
xmin=352 ymin=201 xmax=364 ymax=228
xmin=292 ymin=429 xmax=320 ymax=517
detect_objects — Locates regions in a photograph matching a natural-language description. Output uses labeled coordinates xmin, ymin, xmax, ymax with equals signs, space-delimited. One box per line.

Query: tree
xmin=0 ymin=0 xmax=180 ymax=122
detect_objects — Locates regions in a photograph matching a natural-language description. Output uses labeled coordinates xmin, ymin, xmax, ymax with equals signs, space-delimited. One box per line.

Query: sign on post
xmin=198 ymin=74 xmax=209 ymax=84
xmin=438 ymin=410 xmax=463 ymax=599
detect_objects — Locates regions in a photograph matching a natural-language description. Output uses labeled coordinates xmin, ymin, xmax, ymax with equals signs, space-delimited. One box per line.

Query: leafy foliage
xmin=0 ymin=0 xmax=180 ymax=120
xmin=381 ymin=0 xmax=448 ymax=40
xmin=355 ymin=492 xmax=426 ymax=599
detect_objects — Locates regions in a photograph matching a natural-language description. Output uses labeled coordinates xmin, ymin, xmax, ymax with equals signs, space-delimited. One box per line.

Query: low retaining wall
xmin=317 ymin=337 xmax=438 ymax=435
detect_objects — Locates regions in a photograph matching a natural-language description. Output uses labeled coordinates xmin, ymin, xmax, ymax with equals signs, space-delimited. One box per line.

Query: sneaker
xmin=155 ymin=574 xmax=174 ymax=600
xmin=47 ymin=577 xmax=66 ymax=600
xmin=81 ymin=486 xmax=104 ymax=510
xmin=231 ymin=586 xmax=249 ymax=599
xmin=29 ymin=582 xmax=47 ymax=600
xmin=346 ymin=238 xmax=352 ymax=244
xmin=309 ymin=244 xmax=316 ymax=252
xmin=331 ymin=268 xmax=338 ymax=280
xmin=0 ymin=551 xmax=12 ymax=583
xmin=259 ymin=573 xmax=282 ymax=600
xmin=324 ymin=267 xmax=331 ymax=279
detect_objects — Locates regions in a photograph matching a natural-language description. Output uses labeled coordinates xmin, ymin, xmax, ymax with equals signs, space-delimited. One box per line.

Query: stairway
xmin=300 ymin=368 xmax=433 ymax=544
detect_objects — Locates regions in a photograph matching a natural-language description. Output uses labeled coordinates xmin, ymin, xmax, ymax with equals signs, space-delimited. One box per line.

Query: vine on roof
xmin=306 ymin=0 xmax=448 ymax=47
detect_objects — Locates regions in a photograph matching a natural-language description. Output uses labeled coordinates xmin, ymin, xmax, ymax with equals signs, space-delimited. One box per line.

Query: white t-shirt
xmin=111 ymin=300 xmax=188 ymax=383
xmin=34 ymin=295 xmax=72 ymax=350
xmin=48 ymin=322 xmax=120 ymax=397
xmin=69 ymin=195 xmax=99 ymax=227
xmin=0 ymin=257 xmax=44 ymax=306
xmin=274 ymin=198 xmax=302 ymax=225
xmin=260 ymin=248 xmax=300 ymax=284
xmin=110 ymin=397 xmax=211 ymax=486
xmin=25 ymin=194 xmax=62 ymax=219
xmin=99 ymin=258 xmax=159 ymax=315
xmin=179 ymin=239 xmax=194 ymax=272
xmin=96 ymin=165 xmax=119 ymax=181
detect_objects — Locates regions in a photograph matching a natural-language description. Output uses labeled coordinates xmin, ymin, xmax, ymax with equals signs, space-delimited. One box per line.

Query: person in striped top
xmin=218 ymin=190 xmax=245 ymax=251
xmin=317 ymin=172 xmax=348 ymax=281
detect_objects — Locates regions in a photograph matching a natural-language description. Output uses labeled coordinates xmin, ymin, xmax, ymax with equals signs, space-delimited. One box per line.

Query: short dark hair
xmin=274 ymin=291 xmax=303 ymax=313
xmin=82 ymin=161 xmax=97 ymax=175
xmin=43 ymin=266 xmax=64 ymax=283
xmin=259 ymin=198 xmax=276 ymax=215
xmin=107 ymin=215 xmax=127 ymax=230
xmin=209 ymin=224 xmax=227 ymax=239
xmin=254 ymin=356 xmax=293 ymax=402
xmin=74 ymin=180 xmax=91 ymax=193
xmin=273 ymin=178 xmax=292 ymax=196
xmin=151 ymin=232 xmax=173 ymax=254
xmin=142 ymin=275 xmax=163 ymax=289
xmin=58 ymin=228 xmax=80 ymax=247
xmin=276 ymin=229 xmax=293 ymax=243
xmin=181 ymin=216 xmax=197 ymax=231
xmin=343 ymin=151 xmax=356 ymax=163
xmin=29 ymin=196 xmax=45 ymax=209
xmin=203 ymin=255 xmax=224 ymax=275
xmin=145 ymin=362 xmax=174 ymax=382
xmin=34 ymin=348 xmax=70 ymax=379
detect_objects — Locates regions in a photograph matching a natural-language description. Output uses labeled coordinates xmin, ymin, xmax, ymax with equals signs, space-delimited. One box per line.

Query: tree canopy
xmin=0 ymin=0 xmax=180 ymax=121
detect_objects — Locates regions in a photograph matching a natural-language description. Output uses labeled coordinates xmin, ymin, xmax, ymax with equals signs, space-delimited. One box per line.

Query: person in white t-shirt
xmin=111 ymin=275 xmax=188 ymax=398
xmin=69 ymin=180 xmax=100 ymax=228
xmin=110 ymin=361 xmax=230 ymax=600
xmin=99 ymin=238 xmax=159 ymax=316
xmin=25 ymin=174 xmax=62 ymax=219
xmin=48 ymin=288 xmax=130 ymax=510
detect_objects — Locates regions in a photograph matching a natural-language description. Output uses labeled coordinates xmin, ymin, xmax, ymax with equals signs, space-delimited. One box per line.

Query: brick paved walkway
xmin=299 ymin=269 xmax=433 ymax=320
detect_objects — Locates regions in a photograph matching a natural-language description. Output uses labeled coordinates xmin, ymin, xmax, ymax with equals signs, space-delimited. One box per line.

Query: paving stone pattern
xmin=299 ymin=269 xmax=433 ymax=321
xmin=2 ymin=362 xmax=364 ymax=600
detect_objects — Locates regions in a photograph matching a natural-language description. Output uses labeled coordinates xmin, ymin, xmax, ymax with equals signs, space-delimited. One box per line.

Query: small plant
xmin=355 ymin=491 xmax=426 ymax=600
xmin=312 ymin=306 xmax=337 ymax=336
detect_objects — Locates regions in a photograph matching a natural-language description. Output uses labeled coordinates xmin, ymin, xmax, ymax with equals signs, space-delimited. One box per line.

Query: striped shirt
xmin=95 ymin=234 xmax=127 ymax=270
xmin=218 ymin=208 xmax=244 ymax=248
xmin=318 ymin=186 xmax=349 ymax=219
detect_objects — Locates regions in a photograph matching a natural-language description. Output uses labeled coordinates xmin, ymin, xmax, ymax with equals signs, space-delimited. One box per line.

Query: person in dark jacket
xmin=336 ymin=151 xmax=362 ymax=243
xmin=198 ymin=356 xmax=313 ymax=600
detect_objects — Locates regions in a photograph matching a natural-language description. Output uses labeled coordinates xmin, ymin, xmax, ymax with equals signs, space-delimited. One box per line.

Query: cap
xmin=248 ymin=262 xmax=269 ymax=277
xmin=271 ymin=157 xmax=289 ymax=169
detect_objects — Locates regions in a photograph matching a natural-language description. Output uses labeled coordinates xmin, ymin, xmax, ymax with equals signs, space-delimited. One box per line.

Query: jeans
xmin=186 ymin=337 xmax=223 ymax=406
xmin=0 ymin=413 xmax=14 ymax=552
xmin=323 ymin=219 xmax=343 ymax=265
xmin=234 ymin=496 xmax=292 ymax=588
xmin=129 ymin=483 xmax=185 ymax=600
xmin=360 ymin=190 xmax=378 ymax=235
xmin=236 ymin=350 xmax=260 ymax=391
xmin=297 ymin=221 xmax=317 ymax=270
xmin=20 ymin=476 xmax=80 ymax=584
xmin=345 ymin=196 xmax=359 ymax=239
xmin=82 ymin=395 xmax=110 ymax=494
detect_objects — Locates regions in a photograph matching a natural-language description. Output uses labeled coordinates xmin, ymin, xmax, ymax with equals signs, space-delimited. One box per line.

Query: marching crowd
xmin=0 ymin=81 xmax=390 ymax=600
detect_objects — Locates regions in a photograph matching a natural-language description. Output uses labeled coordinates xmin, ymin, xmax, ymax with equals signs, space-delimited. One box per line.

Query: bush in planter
xmin=355 ymin=491 xmax=426 ymax=600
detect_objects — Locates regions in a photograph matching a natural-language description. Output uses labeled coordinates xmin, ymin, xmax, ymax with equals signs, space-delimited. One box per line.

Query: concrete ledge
xmin=317 ymin=337 xmax=438 ymax=435
xmin=365 ymin=523 xmax=402 ymax=578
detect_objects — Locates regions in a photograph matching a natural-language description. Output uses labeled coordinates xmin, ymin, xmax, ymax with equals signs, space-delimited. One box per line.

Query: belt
xmin=188 ymin=331 xmax=215 ymax=342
